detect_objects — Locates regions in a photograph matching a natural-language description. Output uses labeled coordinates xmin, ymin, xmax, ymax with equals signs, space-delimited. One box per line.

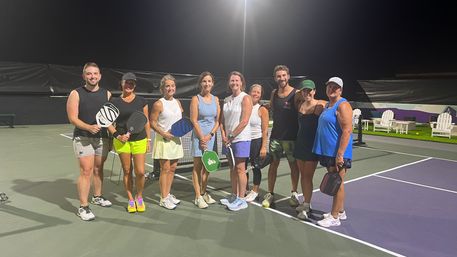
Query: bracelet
xmin=147 ymin=138 xmax=152 ymax=142
xmin=210 ymin=132 xmax=215 ymax=137
xmin=113 ymin=131 xmax=120 ymax=138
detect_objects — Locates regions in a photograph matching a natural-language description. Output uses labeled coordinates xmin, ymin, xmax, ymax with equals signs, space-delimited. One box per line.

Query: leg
xmin=300 ymin=160 xmax=318 ymax=204
xmin=132 ymin=153 xmax=146 ymax=200
xmin=77 ymin=155 xmax=95 ymax=206
xmin=159 ymin=159 xmax=170 ymax=198
xmin=235 ymin=157 xmax=248 ymax=198
xmin=167 ymin=159 xmax=179 ymax=196
xmin=267 ymin=160 xmax=279 ymax=193
xmin=92 ymin=155 xmax=106 ymax=197
xmin=191 ymin=157 xmax=204 ymax=198
xmin=332 ymin=168 xmax=346 ymax=217
xmin=119 ymin=153 xmax=134 ymax=201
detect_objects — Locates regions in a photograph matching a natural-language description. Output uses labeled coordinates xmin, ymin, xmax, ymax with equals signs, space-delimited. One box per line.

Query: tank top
xmin=270 ymin=89 xmax=298 ymax=140
xmin=249 ymin=103 xmax=262 ymax=140
xmin=296 ymin=106 xmax=319 ymax=152
xmin=313 ymin=98 xmax=353 ymax=159
xmin=157 ymin=97 xmax=182 ymax=132
xmin=196 ymin=94 xmax=217 ymax=130
xmin=73 ymin=86 xmax=109 ymax=138
xmin=223 ymin=92 xmax=251 ymax=142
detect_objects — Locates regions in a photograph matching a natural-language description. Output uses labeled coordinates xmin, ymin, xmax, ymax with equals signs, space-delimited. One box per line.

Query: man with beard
xmin=262 ymin=65 xmax=300 ymax=209
xmin=66 ymin=62 xmax=113 ymax=221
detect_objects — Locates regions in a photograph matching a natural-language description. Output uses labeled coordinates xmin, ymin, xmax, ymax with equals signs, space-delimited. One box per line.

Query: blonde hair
xmin=160 ymin=74 xmax=176 ymax=94
xmin=249 ymin=84 xmax=263 ymax=98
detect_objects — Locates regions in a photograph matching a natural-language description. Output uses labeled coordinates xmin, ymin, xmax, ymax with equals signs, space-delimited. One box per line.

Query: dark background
xmin=1 ymin=0 xmax=456 ymax=80
xmin=1 ymin=0 xmax=456 ymax=124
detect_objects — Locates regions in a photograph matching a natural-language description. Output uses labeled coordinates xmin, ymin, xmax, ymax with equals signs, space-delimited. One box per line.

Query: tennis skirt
xmin=152 ymin=134 xmax=184 ymax=160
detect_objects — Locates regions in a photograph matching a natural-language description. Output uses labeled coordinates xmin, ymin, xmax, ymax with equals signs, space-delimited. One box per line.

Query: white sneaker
xmin=194 ymin=196 xmax=209 ymax=209
xmin=297 ymin=210 xmax=309 ymax=220
xmin=220 ymin=194 xmax=237 ymax=206
xmin=288 ymin=191 xmax=300 ymax=207
xmin=295 ymin=202 xmax=311 ymax=213
xmin=168 ymin=194 xmax=181 ymax=205
xmin=323 ymin=211 xmax=347 ymax=220
xmin=317 ymin=214 xmax=341 ymax=227
xmin=91 ymin=195 xmax=112 ymax=207
xmin=202 ymin=192 xmax=216 ymax=204
xmin=262 ymin=192 xmax=274 ymax=208
xmin=160 ymin=196 xmax=177 ymax=210
xmin=244 ymin=190 xmax=258 ymax=202
xmin=77 ymin=206 xmax=95 ymax=221
xmin=227 ymin=198 xmax=248 ymax=211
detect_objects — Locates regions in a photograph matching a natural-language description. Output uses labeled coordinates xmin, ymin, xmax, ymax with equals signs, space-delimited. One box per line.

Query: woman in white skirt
xmin=150 ymin=74 xmax=184 ymax=210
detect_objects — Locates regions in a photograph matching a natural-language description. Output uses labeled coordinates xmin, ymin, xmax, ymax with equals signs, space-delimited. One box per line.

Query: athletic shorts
xmin=269 ymin=139 xmax=295 ymax=162
xmin=73 ymin=136 xmax=110 ymax=158
xmin=222 ymin=141 xmax=251 ymax=158
xmin=318 ymin=155 xmax=352 ymax=169
xmin=113 ymin=138 xmax=148 ymax=155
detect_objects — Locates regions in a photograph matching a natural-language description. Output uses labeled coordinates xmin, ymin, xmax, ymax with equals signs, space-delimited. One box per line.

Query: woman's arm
xmin=259 ymin=105 xmax=269 ymax=158
xmin=336 ymin=101 xmax=353 ymax=168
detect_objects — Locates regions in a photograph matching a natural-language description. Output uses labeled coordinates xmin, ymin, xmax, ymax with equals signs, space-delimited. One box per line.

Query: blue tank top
xmin=195 ymin=94 xmax=217 ymax=133
xmin=313 ymin=98 xmax=352 ymax=159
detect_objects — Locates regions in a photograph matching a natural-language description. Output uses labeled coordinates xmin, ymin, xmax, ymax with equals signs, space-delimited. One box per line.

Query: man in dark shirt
xmin=262 ymin=65 xmax=301 ymax=208
xmin=66 ymin=62 xmax=112 ymax=221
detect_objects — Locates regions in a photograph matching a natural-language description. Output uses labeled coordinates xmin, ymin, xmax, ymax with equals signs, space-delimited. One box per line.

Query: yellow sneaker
xmin=127 ymin=200 xmax=137 ymax=213
xmin=135 ymin=198 xmax=146 ymax=212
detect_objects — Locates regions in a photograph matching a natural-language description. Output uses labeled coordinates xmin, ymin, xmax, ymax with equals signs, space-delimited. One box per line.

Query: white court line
xmin=58 ymin=132 xmax=405 ymax=255
xmin=59 ymin=133 xmax=73 ymax=139
xmin=358 ymin=145 xmax=457 ymax=163
xmin=374 ymin=174 xmax=457 ymax=195
xmin=275 ymin=157 xmax=433 ymax=203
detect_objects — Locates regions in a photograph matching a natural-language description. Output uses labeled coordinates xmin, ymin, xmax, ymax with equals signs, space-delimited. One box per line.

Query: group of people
xmin=67 ymin=62 xmax=353 ymax=228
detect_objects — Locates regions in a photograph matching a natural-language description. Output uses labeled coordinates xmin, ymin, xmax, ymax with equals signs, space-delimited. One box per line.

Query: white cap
xmin=326 ymin=77 xmax=343 ymax=88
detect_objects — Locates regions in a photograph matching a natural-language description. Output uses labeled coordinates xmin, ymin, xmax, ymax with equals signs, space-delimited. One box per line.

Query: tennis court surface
xmin=1 ymin=125 xmax=456 ymax=257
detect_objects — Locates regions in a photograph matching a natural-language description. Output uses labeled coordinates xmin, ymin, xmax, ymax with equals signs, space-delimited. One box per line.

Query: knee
xmin=80 ymin=168 xmax=92 ymax=178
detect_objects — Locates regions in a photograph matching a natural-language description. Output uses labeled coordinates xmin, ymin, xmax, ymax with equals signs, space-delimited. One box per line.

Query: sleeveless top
xmin=296 ymin=105 xmax=320 ymax=153
xmin=195 ymin=94 xmax=217 ymax=132
xmin=270 ymin=89 xmax=298 ymax=140
xmin=223 ymin=92 xmax=251 ymax=143
xmin=157 ymin=97 xmax=182 ymax=132
xmin=73 ymin=86 xmax=109 ymax=138
xmin=110 ymin=95 xmax=148 ymax=141
xmin=313 ymin=98 xmax=353 ymax=159
xmin=249 ymin=103 xmax=262 ymax=140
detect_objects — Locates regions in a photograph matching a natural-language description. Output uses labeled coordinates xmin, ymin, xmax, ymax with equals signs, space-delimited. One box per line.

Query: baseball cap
xmin=297 ymin=79 xmax=315 ymax=90
xmin=326 ymin=77 xmax=343 ymax=88
xmin=122 ymin=72 xmax=137 ymax=81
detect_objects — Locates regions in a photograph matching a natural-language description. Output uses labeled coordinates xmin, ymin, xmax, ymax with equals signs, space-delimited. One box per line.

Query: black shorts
xmin=318 ymin=155 xmax=352 ymax=169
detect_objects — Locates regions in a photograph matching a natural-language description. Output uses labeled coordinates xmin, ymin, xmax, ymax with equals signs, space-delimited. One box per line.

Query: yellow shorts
xmin=113 ymin=138 xmax=148 ymax=154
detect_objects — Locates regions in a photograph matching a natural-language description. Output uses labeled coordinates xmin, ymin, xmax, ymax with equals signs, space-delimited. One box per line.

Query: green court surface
xmin=1 ymin=124 xmax=456 ymax=257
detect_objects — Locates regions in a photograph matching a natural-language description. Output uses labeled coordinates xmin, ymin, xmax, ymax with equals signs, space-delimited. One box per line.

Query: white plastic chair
xmin=430 ymin=112 xmax=454 ymax=138
xmin=352 ymin=108 xmax=362 ymax=129
xmin=373 ymin=110 xmax=394 ymax=133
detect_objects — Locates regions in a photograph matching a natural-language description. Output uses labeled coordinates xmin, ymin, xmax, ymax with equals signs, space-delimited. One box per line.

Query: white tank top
xmin=223 ymin=92 xmax=251 ymax=143
xmin=249 ymin=103 xmax=262 ymax=139
xmin=158 ymin=97 xmax=182 ymax=131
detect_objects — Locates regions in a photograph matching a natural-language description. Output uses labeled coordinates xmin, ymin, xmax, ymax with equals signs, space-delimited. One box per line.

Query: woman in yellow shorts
xmin=108 ymin=72 xmax=150 ymax=213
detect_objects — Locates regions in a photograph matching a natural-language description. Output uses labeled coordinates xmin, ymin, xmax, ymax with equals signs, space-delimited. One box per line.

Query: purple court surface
xmin=310 ymin=158 xmax=457 ymax=257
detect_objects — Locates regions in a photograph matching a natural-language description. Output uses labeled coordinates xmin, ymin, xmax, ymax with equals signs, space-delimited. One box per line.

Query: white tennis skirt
xmin=152 ymin=134 xmax=184 ymax=160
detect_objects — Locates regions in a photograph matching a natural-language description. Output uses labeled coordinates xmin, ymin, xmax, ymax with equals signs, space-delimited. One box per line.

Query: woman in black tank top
xmin=292 ymin=80 xmax=326 ymax=220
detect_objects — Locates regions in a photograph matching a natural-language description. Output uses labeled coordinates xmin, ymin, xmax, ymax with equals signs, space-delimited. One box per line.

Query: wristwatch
xmin=210 ymin=132 xmax=215 ymax=137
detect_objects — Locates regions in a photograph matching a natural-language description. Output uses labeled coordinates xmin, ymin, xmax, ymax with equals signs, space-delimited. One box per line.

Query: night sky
xmin=1 ymin=0 xmax=456 ymax=83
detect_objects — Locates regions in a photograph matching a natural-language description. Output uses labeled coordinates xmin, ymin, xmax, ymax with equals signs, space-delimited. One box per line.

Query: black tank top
xmin=73 ymin=86 xmax=109 ymax=138
xmin=296 ymin=108 xmax=319 ymax=151
xmin=270 ymin=89 xmax=299 ymax=140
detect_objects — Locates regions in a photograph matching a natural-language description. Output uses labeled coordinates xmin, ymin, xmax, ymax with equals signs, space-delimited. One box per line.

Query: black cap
xmin=122 ymin=72 xmax=136 ymax=81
